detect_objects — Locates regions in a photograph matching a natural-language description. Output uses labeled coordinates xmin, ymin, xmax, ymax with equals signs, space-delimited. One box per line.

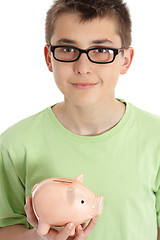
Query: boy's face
xmin=45 ymin=13 xmax=133 ymax=107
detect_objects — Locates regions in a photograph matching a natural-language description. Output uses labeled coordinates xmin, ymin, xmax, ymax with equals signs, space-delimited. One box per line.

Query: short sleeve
xmin=0 ymin=142 xmax=29 ymax=228
xmin=156 ymin=188 xmax=160 ymax=227
xmin=155 ymin=165 xmax=160 ymax=227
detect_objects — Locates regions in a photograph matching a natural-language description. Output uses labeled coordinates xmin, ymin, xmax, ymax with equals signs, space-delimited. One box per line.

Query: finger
xmin=83 ymin=217 xmax=98 ymax=238
xmin=43 ymin=227 xmax=60 ymax=239
xmin=74 ymin=225 xmax=84 ymax=239
xmin=24 ymin=196 xmax=38 ymax=229
xmin=74 ymin=218 xmax=98 ymax=239
xmin=56 ymin=223 xmax=75 ymax=240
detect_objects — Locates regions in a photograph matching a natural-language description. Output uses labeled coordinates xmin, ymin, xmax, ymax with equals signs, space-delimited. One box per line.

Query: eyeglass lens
xmin=54 ymin=47 xmax=114 ymax=63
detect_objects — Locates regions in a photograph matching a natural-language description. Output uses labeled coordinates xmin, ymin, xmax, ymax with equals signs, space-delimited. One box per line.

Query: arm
xmin=0 ymin=223 xmax=77 ymax=240
xmin=0 ymin=225 xmax=39 ymax=240
xmin=157 ymin=228 xmax=160 ymax=240
xmin=0 ymin=219 xmax=97 ymax=240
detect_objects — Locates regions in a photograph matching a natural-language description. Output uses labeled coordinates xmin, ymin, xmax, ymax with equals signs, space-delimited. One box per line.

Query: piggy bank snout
xmin=92 ymin=195 xmax=103 ymax=215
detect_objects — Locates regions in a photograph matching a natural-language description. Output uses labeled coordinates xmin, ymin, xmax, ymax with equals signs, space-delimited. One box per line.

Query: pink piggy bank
xmin=32 ymin=174 xmax=103 ymax=236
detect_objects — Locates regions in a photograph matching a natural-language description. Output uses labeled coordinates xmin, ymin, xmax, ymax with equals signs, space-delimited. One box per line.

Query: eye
xmin=62 ymin=47 xmax=75 ymax=53
xmin=95 ymin=48 xmax=108 ymax=53
xmin=81 ymin=200 xmax=85 ymax=204
xmin=93 ymin=48 xmax=114 ymax=55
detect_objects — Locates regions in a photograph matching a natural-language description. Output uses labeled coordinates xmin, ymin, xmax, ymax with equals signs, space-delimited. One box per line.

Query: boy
xmin=0 ymin=0 xmax=160 ymax=239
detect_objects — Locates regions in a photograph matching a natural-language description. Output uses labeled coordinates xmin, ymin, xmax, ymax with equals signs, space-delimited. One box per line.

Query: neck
xmin=52 ymin=98 xmax=126 ymax=136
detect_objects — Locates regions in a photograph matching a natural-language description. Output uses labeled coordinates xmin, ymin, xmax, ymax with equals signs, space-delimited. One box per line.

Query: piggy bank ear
xmin=67 ymin=188 xmax=76 ymax=204
xmin=32 ymin=184 xmax=39 ymax=195
xmin=74 ymin=174 xmax=84 ymax=183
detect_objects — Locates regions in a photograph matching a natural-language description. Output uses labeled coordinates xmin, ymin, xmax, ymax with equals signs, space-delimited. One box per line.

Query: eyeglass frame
xmin=49 ymin=44 xmax=126 ymax=64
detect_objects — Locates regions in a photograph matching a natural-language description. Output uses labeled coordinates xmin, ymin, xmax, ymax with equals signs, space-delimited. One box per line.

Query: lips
xmin=72 ymin=82 xmax=97 ymax=85
xmin=71 ymin=82 xmax=98 ymax=89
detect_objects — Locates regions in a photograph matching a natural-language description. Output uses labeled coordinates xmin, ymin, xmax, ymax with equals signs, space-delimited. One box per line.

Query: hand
xmin=24 ymin=196 xmax=98 ymax=240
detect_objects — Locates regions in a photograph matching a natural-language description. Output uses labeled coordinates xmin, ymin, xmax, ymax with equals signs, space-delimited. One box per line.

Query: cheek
xmin=105 ymin=59 xmax=123 ymax=85
xmin=52 ymin=62 xmax=70 ymax=86
xmin=99 ymin=65 xmax=120 ymax=88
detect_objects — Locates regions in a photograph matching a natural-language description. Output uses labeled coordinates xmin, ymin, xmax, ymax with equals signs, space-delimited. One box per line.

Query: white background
xmin=0 ymin=0 xmax=160 ymax=133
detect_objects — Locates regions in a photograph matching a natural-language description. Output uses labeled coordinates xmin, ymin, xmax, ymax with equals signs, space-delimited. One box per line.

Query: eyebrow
xmin=91 ymin=39 xmax=113 ymax=45
xmin=56 ymin=38 xmax=113 ymax=45
xmin=56 ymin=38 xmax=76 ymax=44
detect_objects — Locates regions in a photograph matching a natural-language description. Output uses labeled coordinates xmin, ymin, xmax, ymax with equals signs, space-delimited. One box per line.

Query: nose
xmin=98 ymin=196 xmax=104 ymax=215
xmin=73 ymin=53 xmax=94 ymax=75
xmin=93 ymin=195 xmax=104 ymax=215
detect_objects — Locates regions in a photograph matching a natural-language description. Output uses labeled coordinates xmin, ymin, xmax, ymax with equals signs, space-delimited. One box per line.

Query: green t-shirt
xmin=1 ymin=98 xmax=160 ymax=240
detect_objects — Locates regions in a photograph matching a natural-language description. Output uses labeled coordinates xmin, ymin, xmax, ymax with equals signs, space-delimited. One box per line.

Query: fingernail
xmin=68 ymin=223 xmax=74 ymax=229
xmin=78 ymin=225 xmax=83 ymax=230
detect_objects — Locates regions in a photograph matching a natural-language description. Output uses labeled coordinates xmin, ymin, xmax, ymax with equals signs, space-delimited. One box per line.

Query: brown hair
xmin=45 ymin=0 xmax=132 ymax=47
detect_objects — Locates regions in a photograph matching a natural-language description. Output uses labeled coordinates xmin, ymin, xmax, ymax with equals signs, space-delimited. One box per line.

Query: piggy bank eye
xmin=81 ymin=200 xmax=85 ymax=204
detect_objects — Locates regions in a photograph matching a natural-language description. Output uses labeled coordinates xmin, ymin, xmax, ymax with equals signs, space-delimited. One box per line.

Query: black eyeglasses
xmin=49 ymin=45 xmax=126 ymax=64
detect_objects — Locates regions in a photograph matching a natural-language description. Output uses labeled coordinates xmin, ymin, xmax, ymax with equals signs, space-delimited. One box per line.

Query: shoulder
xmin=0 ymin=107 xmax=49 ymax=149
xmin=129 ymin=102 xmax=160 ymax=136
xmin=131 ymin=103 xmax=160 ymax=124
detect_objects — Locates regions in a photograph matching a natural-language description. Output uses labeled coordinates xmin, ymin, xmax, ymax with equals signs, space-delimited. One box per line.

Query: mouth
xmin=71 ymin=82 xmax=98 ymax=89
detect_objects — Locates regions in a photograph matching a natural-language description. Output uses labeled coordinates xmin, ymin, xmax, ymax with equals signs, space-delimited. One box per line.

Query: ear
xmin=32 ymin=183 xmax=39 ymax=195
xmin=74 ymin=174 xmax=84 ymax=183
xmin=120 ymin=47 xmax=134 ymax=75
xmin=44 ymin=44 xmax=53 ymax=72
xmin=67 ymin=187 xmax=76 ymax=204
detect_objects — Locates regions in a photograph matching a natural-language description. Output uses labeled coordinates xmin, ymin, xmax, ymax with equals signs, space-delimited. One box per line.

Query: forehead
xmin=51 ymin=13 xmax=121 ymax=47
